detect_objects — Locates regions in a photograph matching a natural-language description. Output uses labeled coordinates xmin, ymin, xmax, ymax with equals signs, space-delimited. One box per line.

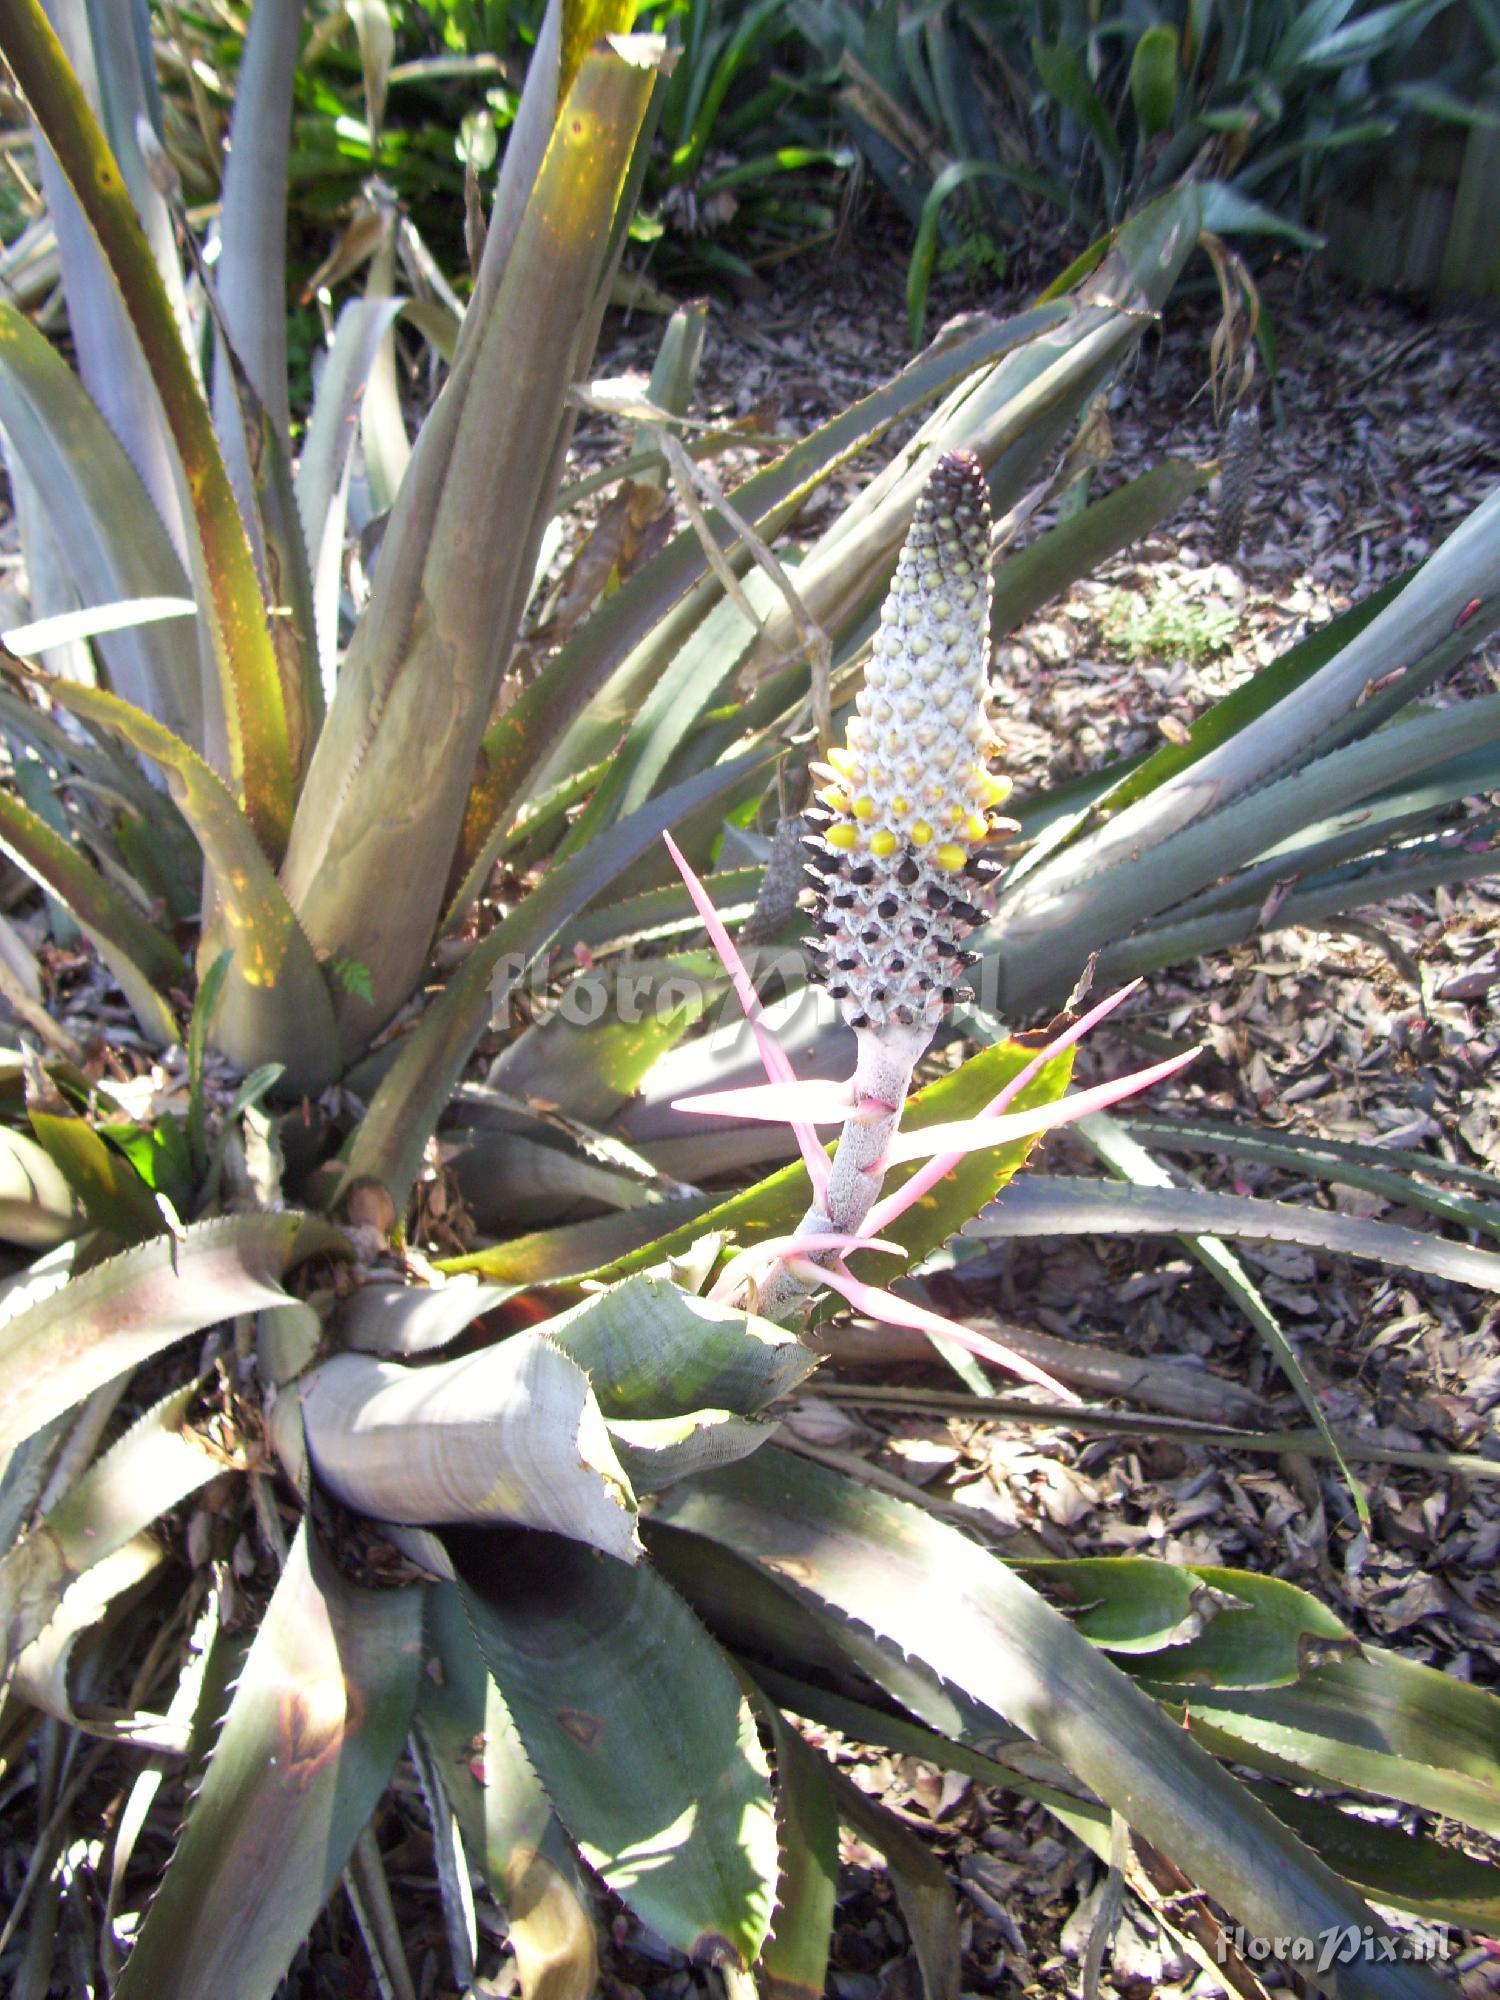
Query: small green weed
xmin=1103 ymin=583 xmax=1238 ymax=665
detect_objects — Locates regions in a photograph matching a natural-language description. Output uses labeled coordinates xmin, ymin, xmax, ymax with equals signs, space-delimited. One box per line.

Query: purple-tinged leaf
xmin=450 ymin=1524 xmax=779 ymax=1970
xmin=114 ymin=1521 xmax=422 ymax=2000
xmin=0 ymin=1211 xmax=345 ymax=1457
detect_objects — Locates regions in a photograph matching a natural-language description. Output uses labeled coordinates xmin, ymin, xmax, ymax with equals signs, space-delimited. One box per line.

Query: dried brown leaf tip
xmin=801 ymin=450 xmax=1017 ymax=1034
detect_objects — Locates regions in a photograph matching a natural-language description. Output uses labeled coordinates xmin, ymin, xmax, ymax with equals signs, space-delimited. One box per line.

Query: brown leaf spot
xmin=278 ymin=1674 xmax=358 ymax=1789
xmin=554 ymin=1707 xmax=606 ymax=1751
xmin=1297 ymin=1630 xmax=1362 ymax=1674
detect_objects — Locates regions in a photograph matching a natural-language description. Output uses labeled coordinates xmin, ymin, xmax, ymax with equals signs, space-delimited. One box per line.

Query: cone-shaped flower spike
xmin=802 ymin=449 xmax=1015 ymax=1047
xmin=757 ymin=450 xmax=1017 ymax=1319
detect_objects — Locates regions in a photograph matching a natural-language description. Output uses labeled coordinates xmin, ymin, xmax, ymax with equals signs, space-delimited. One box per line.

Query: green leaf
xmin=556 ymin=576 xmax=784 ymax=859
xmin=1076 ymin=1112 xmax=1365 ymax=1521
xmin=518 ymin=1272 xmax=818 ymax=1420
xmin=341 ymin=749 xmax=774 ymax=1215
xmin=430 ymin=1197 xmax=715 ymax=1291
xmin=488 ymin=952 xmax=718 ymax=1126
xmin=1167 ymin=1650 xmax=1500 ymax=1841
xmin=827 ymin=1765 xmax=961 ymax=2000
xmin=452 ymin=306 xmax=1070 ymax=909
xmin=1121 ymin=1114 xmax=1500 ymax=1241
xmin=1133 ymin=1566 xmax=1355 ymax=1689
xmin=1129 ymin=25 xmax=1179 ymax=139
xmin=1030 ymin=39 xmax=1123 ymax=199
xmin=99 ymin=1111 xmax=194 ymax=1214
xmin=1 ymin=594 xmax=197 ymax=657
xmin=0 ymin=1378 xmax=221 ymax=1674
xmin=571 ymin=1036 xmax=1073 ymax=1298
xmin=416 ymin=1581 xmax=599 ymax=2000
xmin=760 ymin=1651 xmax=1500 ymax=1932
xmin=27 ymin=1094 xmax=166 ymax=1243
xmin=656 ymin=1449 xmax=1450 ymax=1997
xmin=0 ymin=302 xmax=201 ymax=750
xmin=1201 ymin=180 xmax=1324 ymax=250
xmin=0 ymin=1125 xmax=83 ymax=1248
xmin=1018 ymin=1556 xmax=1223 ymax=1655
xmin=0 ymin=785 xmax=184 ymax=1042
xmin=295 ymin=296 xmax=406 ymax=686
xmin=1389 ymin=78 xmax=1500 ymax=128
xmin=1291 ymin=0 xmax=1448 ymax=67
xmin=746 ymin=1692 xmax=840 ymax=2000
xmin=967 ymin=1176 xmax=1500 ymax=1294
xmin=2 ymin=1 xmax=295 ymax=852
xmin=1258 ymin=1790 xmax=1500 ymax=1929
xmin=279 ymin=36 xmax=668 ymax=1043
xmin=561 ymin=0 xmax=639 ymax=103
xmin=38 ymin=678 xmax=342 ymax=1094
xmin=115 ymin=1521 xmax=422 ymax=2000
xmin=0 ymin=1210 xmax=345 ymax=1458
xmin=451 ymin=1526 xmax=779 ymax=1970
xmin=187 ymin=950 xmax=231 ymax=1174
xmin=906 ymin=160 xmax=1077 ymax=346
xmin=608 ymin=1409 xmax=775 ymax=1492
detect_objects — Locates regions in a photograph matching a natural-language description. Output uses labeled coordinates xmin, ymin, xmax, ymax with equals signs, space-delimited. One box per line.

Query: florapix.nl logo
xmin=1215 ymin=1924 xmax=1451 ymax=1974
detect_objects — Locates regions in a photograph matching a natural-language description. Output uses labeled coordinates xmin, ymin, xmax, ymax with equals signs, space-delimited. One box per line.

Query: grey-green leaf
xmin=656 ymin=1449 xmax=1448 ymax=2000
xmin=0 ymin=1211 xmax=345 ymax=1457
xmin=115 ymin=1520 xmax=422 ymax=2000
xmin=450 ymin=1525 xmax=778 ymax=1970
xmin=539 ymin=1271 xmax=819 ymax=1419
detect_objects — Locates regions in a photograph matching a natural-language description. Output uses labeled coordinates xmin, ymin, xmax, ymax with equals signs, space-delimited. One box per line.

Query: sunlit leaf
xmin=115 ymin=1521 xmax=422 ymax=2000
xmin=451 ymin=1525 xmax=779 ymax=1969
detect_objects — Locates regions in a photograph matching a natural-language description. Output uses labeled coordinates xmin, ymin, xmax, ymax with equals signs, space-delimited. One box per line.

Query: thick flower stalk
xmin=759 ymin=449 xmax=1016 ymax=1317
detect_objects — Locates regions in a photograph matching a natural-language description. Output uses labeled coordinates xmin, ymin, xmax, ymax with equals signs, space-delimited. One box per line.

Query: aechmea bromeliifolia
xmin=663 ymin=449 xmax=1199 ymax=1379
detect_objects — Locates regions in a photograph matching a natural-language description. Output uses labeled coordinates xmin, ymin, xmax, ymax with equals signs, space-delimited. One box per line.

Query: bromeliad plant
xmin=4 ymin=449 xmax=1498 ymax=1999
xmin=792 ymin=0 xmax=1500 ymax=341
xmin=1 ymin=2 xmax=1500 ymax=1993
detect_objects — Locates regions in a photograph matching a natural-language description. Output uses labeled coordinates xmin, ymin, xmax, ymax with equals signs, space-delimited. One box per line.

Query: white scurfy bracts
xmin=755 ymin=449 xmax=1019 ymax=1320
